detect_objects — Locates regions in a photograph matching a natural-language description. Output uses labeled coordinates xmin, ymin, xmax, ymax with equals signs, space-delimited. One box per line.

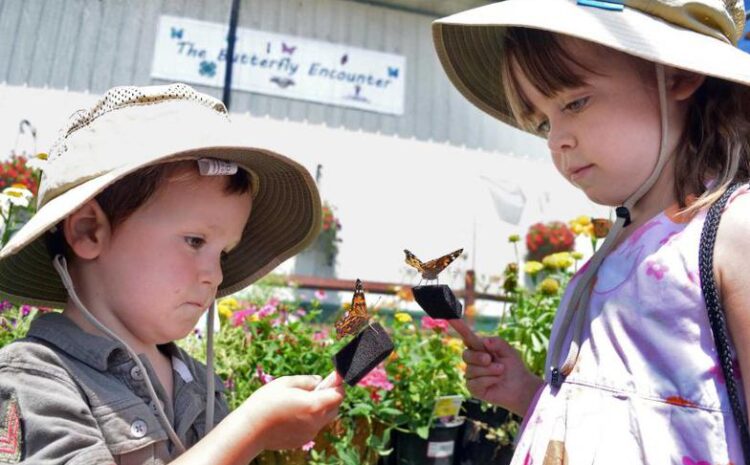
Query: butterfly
xmin=334 ymin=279 xmax=369 ymax=339
xmin=591 ymin=218 xmax=612 ymax=239
xmin=404 ymin=248 xmax=463 ymax=281
xmin=281 ymin=42 xmax=297 ymax=55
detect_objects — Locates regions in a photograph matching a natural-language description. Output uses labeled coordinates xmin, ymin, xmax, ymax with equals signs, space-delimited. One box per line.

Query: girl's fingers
xmin=466 ymin=375 xmax=501 ymax=396
xmin=463 ymin=348 xmax=492 ymax=366
xmin=465 ymin=362 xmax=505 ymax=380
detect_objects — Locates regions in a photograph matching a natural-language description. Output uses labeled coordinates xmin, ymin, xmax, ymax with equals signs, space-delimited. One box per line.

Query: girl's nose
xmin=546 ymin=123 xmax=576 ymax=153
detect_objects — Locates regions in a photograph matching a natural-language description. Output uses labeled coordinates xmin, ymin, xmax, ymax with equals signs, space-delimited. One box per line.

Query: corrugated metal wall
xmin=0 ymin=0 xmax=546 ymax=157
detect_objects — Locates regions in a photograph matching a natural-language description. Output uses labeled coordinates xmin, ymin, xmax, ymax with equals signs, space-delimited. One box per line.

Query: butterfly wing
xmin=420 ymin=248 xmax=463 ymax=280
xmin=404 ymin=249 xmax=425 ymax=273
xmin=335 ymin=279 xmax=369 ymax=339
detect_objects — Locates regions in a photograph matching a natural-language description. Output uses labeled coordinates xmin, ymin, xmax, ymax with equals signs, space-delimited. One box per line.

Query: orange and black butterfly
xmin=591 ymin=218 xmax=613 ymax=239
xmin=334 ymin=279 xmax=370 ymax=339
xmin=404 ymin=248 xmax=463 ymax=281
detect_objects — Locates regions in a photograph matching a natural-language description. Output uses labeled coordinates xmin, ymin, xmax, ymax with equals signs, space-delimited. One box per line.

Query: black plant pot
xmin=455 ymin=399 xmax=515 ymax=465
xmin=387 ymin=419 xmax=465 ymax=465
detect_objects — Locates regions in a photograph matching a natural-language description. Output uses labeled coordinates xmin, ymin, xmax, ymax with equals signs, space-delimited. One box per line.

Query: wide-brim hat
xmin=0 ymin=83 xmax=321 ymax=308
xmin=433 ymin=0 xmax=750 ymax=131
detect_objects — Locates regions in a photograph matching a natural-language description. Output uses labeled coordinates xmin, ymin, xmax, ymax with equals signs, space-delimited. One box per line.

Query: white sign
xmin=151 ymin=16 xmax=406 ymax=115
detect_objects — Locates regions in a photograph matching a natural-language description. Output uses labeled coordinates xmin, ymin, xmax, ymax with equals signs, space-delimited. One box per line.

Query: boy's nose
xmin=200 ymin=257 xmax=224 ymax=287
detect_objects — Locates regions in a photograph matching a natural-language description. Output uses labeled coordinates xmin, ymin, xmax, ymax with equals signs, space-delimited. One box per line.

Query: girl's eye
xmin=536 ymin=119 xmax=550 ymax=134
xmin=185 ymin=236 xmax=205 ymax=249
xmin=565 ymin=96 xmax=590 ymax=113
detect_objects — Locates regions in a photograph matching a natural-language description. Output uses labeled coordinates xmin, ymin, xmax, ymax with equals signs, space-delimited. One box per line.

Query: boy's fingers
xmin=276 ymin=374 xmax=323 ymax=391
xmin=314 ymin=371 xmax=343 ymax=391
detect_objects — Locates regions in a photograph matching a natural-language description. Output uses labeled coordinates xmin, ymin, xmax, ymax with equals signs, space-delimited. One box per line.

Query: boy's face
xmin=90 ymin=168 xmax=252 ymax=345
xmin=512 ymin=38 xmax=684 ymax=207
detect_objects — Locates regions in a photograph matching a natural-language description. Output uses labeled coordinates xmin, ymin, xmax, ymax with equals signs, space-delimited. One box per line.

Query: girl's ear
xmin=62 ymin=199 xmax=111 ymax=260
xmin=669 ymin=68 xmax=706 ymax=101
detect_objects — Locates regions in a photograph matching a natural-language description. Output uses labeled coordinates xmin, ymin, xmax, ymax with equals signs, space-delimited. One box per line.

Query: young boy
xmin=0 ymin=83 xmax=344 ymax=464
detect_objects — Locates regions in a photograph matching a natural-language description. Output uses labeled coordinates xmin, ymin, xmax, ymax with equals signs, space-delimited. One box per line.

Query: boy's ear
xmin=62 ymin=199 xmax=111 ymax=260
xmin=668 ymin=68 xmax=706 ymax=101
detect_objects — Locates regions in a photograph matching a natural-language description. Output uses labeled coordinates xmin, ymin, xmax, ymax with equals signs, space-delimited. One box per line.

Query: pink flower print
xmin=645 ymin=260 xmax=669 ymax=280
xmin=709 ymin=358 xmax=741 ymax=384
xmin=682 ymin=457 xmax=711 ymax=465
xmin=688 ymin=271 xmax=700 ymax=287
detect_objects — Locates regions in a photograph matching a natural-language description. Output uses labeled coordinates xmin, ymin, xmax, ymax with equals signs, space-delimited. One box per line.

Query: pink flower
xmin=357 ymin=364 xmax=393 ymax=392
xmin=314 ymin=290 xmax=327 ymax=300
xmin=256 ymin=365 xmax=275 ymax=385
xmin=230 ymin=307 xmax=257 ymax=327
xmin=313 ymin=329 xmax=330 ymax=344
xmin=421 ymin=316 xmax=450 ymax=333
xmin=302 ymin=440 xmax=315 ymax=452
xmin=645 ymin=260 xmax=668 ymax=280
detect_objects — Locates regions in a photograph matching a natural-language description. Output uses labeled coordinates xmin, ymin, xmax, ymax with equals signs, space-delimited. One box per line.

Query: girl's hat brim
xmin=433 ymin=0 xmax=750 ymax=130
xmin=0 ymin=87 xmax=320 ymax=308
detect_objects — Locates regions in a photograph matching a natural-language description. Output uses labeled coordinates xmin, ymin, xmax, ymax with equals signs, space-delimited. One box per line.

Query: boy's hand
xmin=243 ymin=374 xmax=345 ymax=451
xmin=463 ymin=336 xmax=543 ymax=416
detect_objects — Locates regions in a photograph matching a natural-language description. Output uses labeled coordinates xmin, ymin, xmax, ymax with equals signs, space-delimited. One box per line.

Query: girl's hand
xmin=243 ymin=374 xmax=345 ymax=451
xmin=463 ymin=336 xmax=544 ymax=416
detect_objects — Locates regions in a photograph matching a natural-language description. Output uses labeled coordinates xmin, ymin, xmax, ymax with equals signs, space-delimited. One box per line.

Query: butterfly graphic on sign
xmin=404 ymin=248 xmax=463 ymax=283
xmin=170 ymin=27 xmax=184 ymax=40
xmin=340 ymin=53 xmax=349 ymax=65
xmin=199 ymin=61 xmax=217 ymax=78
xmin=335 ymin=279 xmax=371 ymax=339
xmin=270 ymin=76 xmax=296 ymax=89
xmin=388 ymin=66 xmax=399 ymax=78
xmin=281 ymin=42 xmax=297 ymax=55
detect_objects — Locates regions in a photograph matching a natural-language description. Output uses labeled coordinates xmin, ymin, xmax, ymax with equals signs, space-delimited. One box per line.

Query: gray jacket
xmin=0 ymin=313 xmax=229 ymax=464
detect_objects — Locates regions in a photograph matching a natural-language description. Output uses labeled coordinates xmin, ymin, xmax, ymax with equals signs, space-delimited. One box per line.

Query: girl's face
xmin=92 ymin=170 xmax=252 ymax=346
xmin=512 ymin=38 xmax=683 ymax=207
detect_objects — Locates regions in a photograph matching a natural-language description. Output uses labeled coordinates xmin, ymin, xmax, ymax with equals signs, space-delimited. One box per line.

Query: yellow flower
xmin=539 ymin=278 xmax=560 ymax=295
xmin=524 ymin=261 xmax=544 ymax=275
xmin=572 ymin=251 xmax=584 ymax=260
xmin=394 ymin=312 xmax=412 ymax=323
xmin=217 ymin=297 xmax=240 ymax=320
xmin=542 ymin=252 xmax=574 ymax=271
xmin=249 ymin=313 xmax=260 ymax=322
xmin=508 ymin=234 xmax=520 ymax=243
xmin=36 ymin=152 xmax=48 ymax=160
xmin=446 ymin=337 xmax=464 ymax=354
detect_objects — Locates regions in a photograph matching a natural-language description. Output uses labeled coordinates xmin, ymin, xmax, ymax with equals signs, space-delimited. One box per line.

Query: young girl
xmin=433 ymin=0 xmax=750 ymax=462
xmin=0 ymin=83 xmax=344 ymax=464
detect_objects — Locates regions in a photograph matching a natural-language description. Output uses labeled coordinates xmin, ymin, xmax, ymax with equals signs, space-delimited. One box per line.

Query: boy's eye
xmin=185 ymin=236 xmax=205 ymax=249
xmin=565 ymin=96 xmax=589 ymax=112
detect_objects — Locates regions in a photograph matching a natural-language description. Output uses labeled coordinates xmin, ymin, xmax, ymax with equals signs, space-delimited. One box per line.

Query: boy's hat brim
xmin=433 ymin=0 xmax=750 ymax=130
xmin=0 ymin=85 xmax=321 ymax=307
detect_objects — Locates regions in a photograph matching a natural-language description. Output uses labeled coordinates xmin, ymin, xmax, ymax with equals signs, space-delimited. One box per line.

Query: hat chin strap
xmin=547 ymin=63 xmax=671 ymax=387
xmin=53 ymin=255 xmax=188 ymax=454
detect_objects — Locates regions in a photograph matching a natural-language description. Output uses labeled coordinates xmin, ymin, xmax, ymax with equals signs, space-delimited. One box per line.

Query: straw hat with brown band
xmin=0 ymin=84 xmax=322 ymax=453
xmin=433 ymin=0 xmax=750 ymax=387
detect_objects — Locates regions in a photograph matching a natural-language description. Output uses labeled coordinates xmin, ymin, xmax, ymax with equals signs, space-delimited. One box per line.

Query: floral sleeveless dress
xmin=512 ymin=188 xmax=749 ymax=465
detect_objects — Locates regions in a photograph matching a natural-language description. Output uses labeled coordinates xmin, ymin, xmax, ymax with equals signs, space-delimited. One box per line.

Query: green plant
xmin=0 ymin=303 xmax=48 ymax=350
xmin=182 ymin=294 xmax=397 ymax=465
xmin=384 ymin=313 xmax=469 ymax=439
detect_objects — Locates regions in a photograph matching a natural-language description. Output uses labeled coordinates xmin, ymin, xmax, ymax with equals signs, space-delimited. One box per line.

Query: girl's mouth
xmin=569 ymin=164 xmax=593 ymax=182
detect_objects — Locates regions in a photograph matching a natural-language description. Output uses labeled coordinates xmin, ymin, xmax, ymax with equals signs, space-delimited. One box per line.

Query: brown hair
xmin=96 ymin=160 xmax=251 ymax=229
xmin=501 ymin=27 xmax=750 ymax=214
xmin=48 ymin=160 xmax=251 ymax=257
